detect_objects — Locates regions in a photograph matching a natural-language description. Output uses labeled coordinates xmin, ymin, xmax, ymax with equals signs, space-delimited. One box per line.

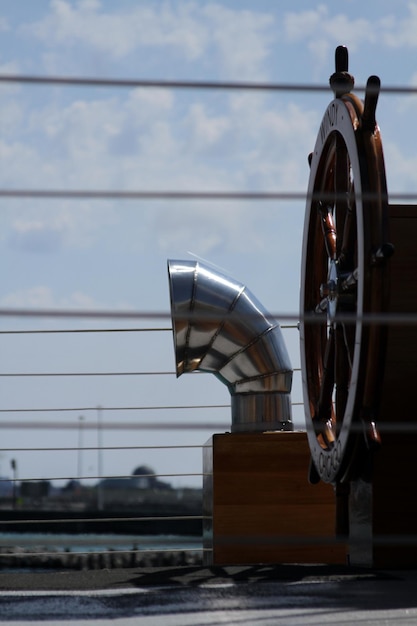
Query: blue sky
xmin=1 ymin=0 xmax=417 ymax=487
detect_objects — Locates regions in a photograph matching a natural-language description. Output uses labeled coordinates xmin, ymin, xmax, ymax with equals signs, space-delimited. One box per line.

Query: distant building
xmin=131 ymin=465 xmax=173 ymax=491
xmin=98 ymin=465 xmax=173 ymax=492
xmin=0 ymin=477 xmax=13 ymax=498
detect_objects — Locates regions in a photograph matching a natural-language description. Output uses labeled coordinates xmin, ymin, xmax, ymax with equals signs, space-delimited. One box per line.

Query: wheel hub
xmin=320 ymin=260 xmax=338 ymax=320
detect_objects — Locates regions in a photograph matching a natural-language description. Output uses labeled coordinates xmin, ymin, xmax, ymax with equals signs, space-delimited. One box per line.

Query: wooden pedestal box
xmin=203 ymin=431 xmax=346 ymax=566
xmin=349 ymin=205 xmax=417 ymax=568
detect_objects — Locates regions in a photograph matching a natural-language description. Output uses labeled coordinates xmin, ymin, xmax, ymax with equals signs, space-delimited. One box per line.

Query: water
xmin=0 ymin=532 xmax=203 ymax=554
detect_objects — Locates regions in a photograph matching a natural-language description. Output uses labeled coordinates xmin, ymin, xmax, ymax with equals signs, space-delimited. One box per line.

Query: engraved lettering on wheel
xmin=320 ymin=102 xmax=338 ymax=144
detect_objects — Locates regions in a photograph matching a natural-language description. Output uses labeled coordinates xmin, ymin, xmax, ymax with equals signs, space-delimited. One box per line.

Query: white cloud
xmin=7 ymin=204 xmax=107 ymax=252
xmin=284 ymin=4 xmax=328 ymax=41
xmin=20 ymin=1 xmax=192 ymax=56
xmin=0 ymin=285 xmax=56 ymax=308
xmin=2 ymin=3 xmax=318 ymax=262
xmin=150 ymin=102 xmax=316 ymax=258
xmin=0 ymin=284 xmax=135 ymax=313
xmin=0 ymin=100 xmax=24 ymax=135
xmin=1 ymin=81 xmax=318 ymax=256
xmin=202 ymin=4 xmax=274 ymax=80
xmin=0 ymin=139 xmax=40 ymax=186
xmin=9 ymin=219 xmax=64 ymax=253
xmin=21 ymin=1 xmax=275 ymax=79
xmin=384 ymin=140 xmax=417 ymax=193
xmin=184 ymin=103 xmax=231 ymax=154
xmin=0 ymin=285 xmax=96 ymax=309
xmin=284 ymin=4 xmax=375 ymax=70
xmin=20 ymin=0 xmax=208 ymax=66
xmin=381 ymin=3 xmax=417 ymax=47
xmin=282 ymin=3 xmax=417 ymax=74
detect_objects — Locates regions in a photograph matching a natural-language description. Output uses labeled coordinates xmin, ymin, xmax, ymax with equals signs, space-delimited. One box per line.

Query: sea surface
xmin=0 ymin=532 xmax=203 ymax=554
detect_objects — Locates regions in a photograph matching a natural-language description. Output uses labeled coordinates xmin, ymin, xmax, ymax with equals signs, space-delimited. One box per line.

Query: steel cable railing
xmin=1 ymin=313 xmax=416 ymax=562
xmin=1 ymin=72 xmax=416 ymax=94
xmin=1 ymin=70 xmax=416 ymax=570
xmin=0 ymin=308 xmax=416 ymax=326
xmin=1 ymin=189 xmax=417 ymax=201
xmin=0 ymin=323 xmax=302 ymax=568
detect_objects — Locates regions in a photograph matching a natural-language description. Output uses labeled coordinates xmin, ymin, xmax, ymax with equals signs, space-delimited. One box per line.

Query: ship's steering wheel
xmin=300 ymin=46 xmax=392 ymax=484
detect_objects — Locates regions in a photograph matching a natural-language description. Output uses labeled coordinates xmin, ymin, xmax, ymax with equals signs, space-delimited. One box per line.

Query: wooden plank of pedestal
xmin=203 ymin=431 xmax=346 ymax=566
xmin=349 ymin=205 xmax=417 ymax=568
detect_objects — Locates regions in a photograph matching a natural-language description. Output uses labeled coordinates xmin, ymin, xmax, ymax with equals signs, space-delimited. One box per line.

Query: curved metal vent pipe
xmin=167 ymin=259 xmax=293 ymax=433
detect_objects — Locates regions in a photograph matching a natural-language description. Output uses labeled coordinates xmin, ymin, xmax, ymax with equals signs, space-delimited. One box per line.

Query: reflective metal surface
xmin=168 ymin=260 xmax=293 ymax=432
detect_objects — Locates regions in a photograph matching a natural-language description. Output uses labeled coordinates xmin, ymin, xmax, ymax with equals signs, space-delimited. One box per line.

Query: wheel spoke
xmin=318 ymin=201 xmax=337 ymax=261
xmin=314 ymin=135 xmax=354 ymax=446
xmin=333 ymin=141 xmax=355 ymax=431
xmin=339 ymin=183 xmax=357 ymax=270
xmin=335 ymin=134 xmax=350 ymax=258
xmin=315 ymin=297 xmax=328 ymax=314
xmin=314 ymin=325 xmax=336 ymax=446
xmin=335 ymin=323 xmax=351 ymax=431
xmin=341 ymin=322 xmax=354 ymax=371
xmin=339 ymin=267 xmax=358 ymax=294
